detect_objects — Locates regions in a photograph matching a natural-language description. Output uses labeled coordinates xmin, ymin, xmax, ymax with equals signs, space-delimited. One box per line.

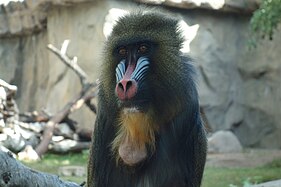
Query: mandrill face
xmin=114 ymin=41 xmax=156 ymax=113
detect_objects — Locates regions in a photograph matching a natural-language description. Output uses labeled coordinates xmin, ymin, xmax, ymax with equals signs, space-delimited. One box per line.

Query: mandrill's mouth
xmin=118 ymin=99 xmax=150 ymax=113
xmin=123 ymin=107 xmax=141 ymax=114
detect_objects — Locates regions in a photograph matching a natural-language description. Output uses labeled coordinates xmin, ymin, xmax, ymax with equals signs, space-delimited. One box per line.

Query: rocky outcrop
xmin=0 ymin=0 xmax=92 ymax=38
xmin=136 ymin=0 xmax=259 ymax=14
xmin=0 ymin=0 xmax=259 ymax=38
xmin=0 ymin=1 xmax=46 ymax=38
xmin=189 ymin=14 xmax=281 ymax=148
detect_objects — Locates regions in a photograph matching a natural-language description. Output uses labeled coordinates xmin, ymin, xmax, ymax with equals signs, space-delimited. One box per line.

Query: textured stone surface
xmin=0 ymin=32 xmax=50 ymax=112
xmin=0 ymin=0 xmax=281 ymax=148
xmin=58 ymin=166 xmax=86 ymax=177
xmin=0 ymin=1 xmax=46 ymax=37
xmin=184 ymin=10 xmax=281 ymax=148
xmin=136 ymin=0 xmax=259 ymax=13
xmin=208 ymin=130 xmax=243 ymax=153
xmin=0 ymin=0 xmax=93 ymax=38
xmin=251 ymin=180 xmax=281 ymax=187
xmin=0 ymin=0 xmax=259 ymax=38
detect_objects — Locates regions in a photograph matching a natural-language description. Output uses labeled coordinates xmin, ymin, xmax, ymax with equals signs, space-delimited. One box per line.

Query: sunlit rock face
xmin=0 ymin=0 xmax=280 ymax=148
xmin=187 ymin=11 xmax=281 ymax=149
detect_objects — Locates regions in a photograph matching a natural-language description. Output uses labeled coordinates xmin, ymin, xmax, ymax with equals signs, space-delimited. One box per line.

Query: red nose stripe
xmin=115 ymin=63 xmax=138 ymax=100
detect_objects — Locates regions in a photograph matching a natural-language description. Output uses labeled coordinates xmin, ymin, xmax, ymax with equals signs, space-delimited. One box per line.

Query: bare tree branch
xmin=47 ymin=42 xmax=91 ymax=86
xmin=35 ymin=85 xmax=95 ymax=157
xmin=34 ymin=40 xmax=98 ymax=157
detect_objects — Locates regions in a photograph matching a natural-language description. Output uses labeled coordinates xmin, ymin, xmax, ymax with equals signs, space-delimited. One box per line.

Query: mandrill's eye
xmin=138 ymin=44 xmax=149 ymax=54
xmin=118 ymin=47 xmax=127 ymax=57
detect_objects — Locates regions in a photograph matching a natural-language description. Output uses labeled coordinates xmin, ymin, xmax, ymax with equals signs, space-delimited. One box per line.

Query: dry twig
xmin=35 ymin=40 xmax=98 ymax=157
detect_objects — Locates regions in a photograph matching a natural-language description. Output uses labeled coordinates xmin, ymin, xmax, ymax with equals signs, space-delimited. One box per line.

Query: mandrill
xmin=88 ymin=9 xmax=207 ymax=187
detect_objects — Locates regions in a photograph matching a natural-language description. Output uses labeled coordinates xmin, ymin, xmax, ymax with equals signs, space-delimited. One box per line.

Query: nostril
xmin=118 ymin=82 xmax=125 ymax=91
xmin=118 ymin=80 xmax=133 ymax=92
xmin=126 ymin=80 xmax=133 ymax=90
xmin=116 ymin=79 xmax=137 ymax=100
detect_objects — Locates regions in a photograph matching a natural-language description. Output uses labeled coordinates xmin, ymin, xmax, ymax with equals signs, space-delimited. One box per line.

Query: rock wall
xmin=0 ymin=32 xmax=49 ymax=112
xmin=0 ymin=0 xmax=280 ymax=148
xmin=187 ymin=10 xmax=281 ymax=148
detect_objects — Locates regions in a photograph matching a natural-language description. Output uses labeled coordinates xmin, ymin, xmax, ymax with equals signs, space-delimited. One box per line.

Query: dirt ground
xmin=206 ymin=149 xmax=281 ymax=168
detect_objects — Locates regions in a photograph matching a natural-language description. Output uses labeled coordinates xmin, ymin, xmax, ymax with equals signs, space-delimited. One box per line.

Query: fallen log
xmin=0 ymin=150 xmax=83 ymax=187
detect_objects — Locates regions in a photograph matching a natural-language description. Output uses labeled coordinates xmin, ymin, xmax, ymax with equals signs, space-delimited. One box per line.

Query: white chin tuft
xmin=123 ymin=107 xmax=140 ymax=114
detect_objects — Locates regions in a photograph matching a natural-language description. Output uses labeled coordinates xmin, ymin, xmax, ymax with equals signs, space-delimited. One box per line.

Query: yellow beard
xmin=111 ymin=109 xmax=158 ymax=163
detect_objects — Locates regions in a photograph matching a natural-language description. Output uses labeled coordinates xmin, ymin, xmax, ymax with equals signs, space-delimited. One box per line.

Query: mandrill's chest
xmin=111 ymin=110 xmax=158 ymax=166
xmin=105 ymin=117 xmax=188 ymax=187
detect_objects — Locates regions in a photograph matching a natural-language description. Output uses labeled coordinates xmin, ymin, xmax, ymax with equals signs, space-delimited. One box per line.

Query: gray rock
xmin=208 ymin=130 xmax=243 ymax=153
xmin=56 ymin=122 xmax=74 ymax=137
xmin=58 ymin=166 xmax=86 ymax=177
xmin=2 ymin=127 xmax=26 ymax=152
xmin=135 ymin=0 xmax=259 ymax=13
xmin=0 ymin=145 xmax=16 ymax=158
xmin=0 ymin=119 xmax=5 ymax=130
xmin=251 ymin=180 xmax=281 ymax=187
xmin=49 ymin=139 xmax=90 ymax=153
xmin=187 ymin=10 xmax=281 ymax=148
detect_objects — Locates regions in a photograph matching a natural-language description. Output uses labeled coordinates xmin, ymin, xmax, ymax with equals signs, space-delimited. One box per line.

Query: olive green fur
xmin=101 ymin=10 xmax=190 ymax=123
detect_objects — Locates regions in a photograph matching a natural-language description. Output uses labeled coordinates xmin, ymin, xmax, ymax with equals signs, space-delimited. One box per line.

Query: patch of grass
xmin=202 ymin=166 xmax=281 ymax=187
xmin=264 ymin=158 xmax=281 ymax=168
xmin=23 ymin=150 xmax=89 ymax=183
xmin=203 ymin=157 xmax=281 ymax=187
xmin=23 ymin=152 xmax=281 ymax=186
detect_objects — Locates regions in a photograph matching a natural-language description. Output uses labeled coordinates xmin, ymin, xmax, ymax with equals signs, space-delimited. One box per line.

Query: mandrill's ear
xmin=177 ymin=20 xmax=200 ymax=54
xmin=103 ymin=8 xmax=129 ymax=39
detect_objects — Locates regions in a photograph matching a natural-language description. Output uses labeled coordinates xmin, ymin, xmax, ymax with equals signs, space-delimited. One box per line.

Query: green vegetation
xmin=23 ymin=152 xmax=281 ymax=187
xmin=23 ymin=151 xmax=88 ymax=184
xmin=202 ymin=166 xmax=281 ymax=187
xmin=249 ymin=0 xmax=281 ymax=47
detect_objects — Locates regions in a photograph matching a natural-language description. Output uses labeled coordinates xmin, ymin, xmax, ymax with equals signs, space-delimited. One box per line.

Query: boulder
xmin=208 ymin=130 xmax=243 ymax=153
xmin=251 ymin=180 xmax=281 ymax=187
xmin=58 ymin=166 xmax=86 ymax=177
